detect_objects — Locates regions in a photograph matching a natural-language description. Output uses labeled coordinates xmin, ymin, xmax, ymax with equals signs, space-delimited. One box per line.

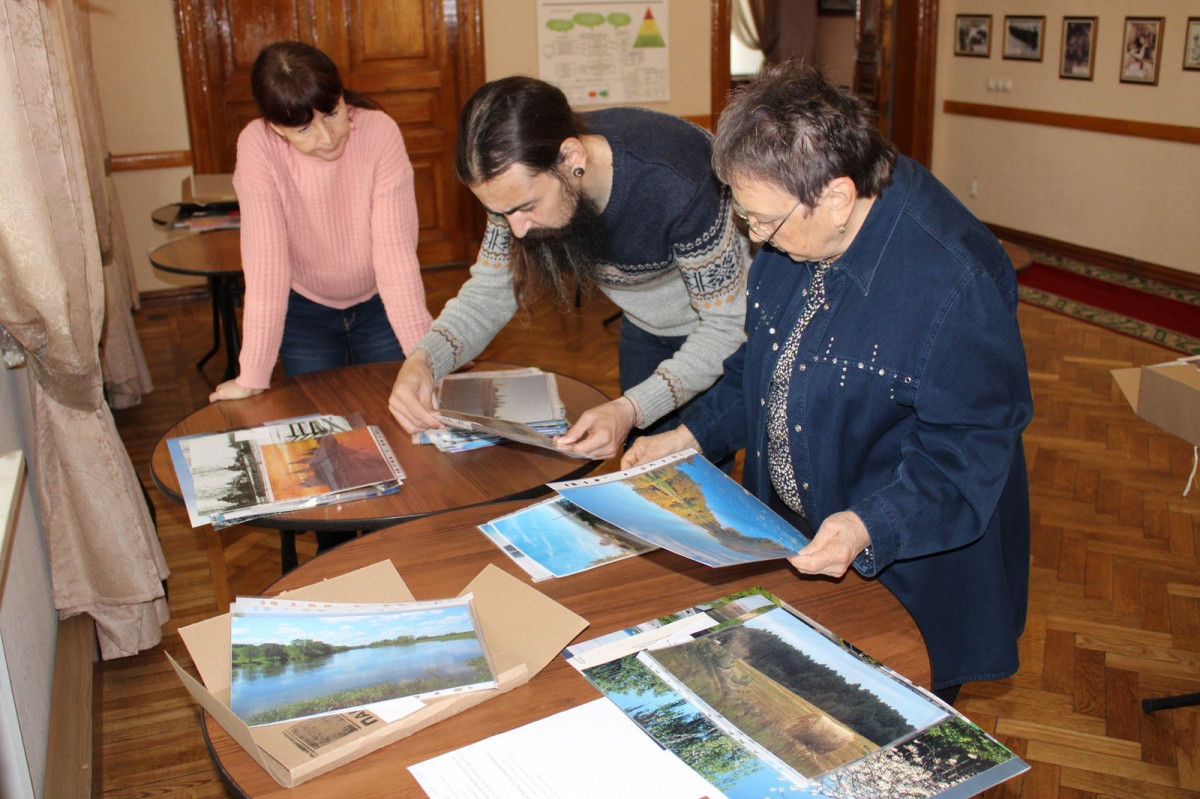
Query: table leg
xmin=214 ymin=275 xmax=241 ymax=383
xmin=280 ymin=531 xmax=298 ymax=574
xmin=195 ymin=277 xmax=222 ymax=371
xmin=202 ymin=527 xmax=233 ymax=614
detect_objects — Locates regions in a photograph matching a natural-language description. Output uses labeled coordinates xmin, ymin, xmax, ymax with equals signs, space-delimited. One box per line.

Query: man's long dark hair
xmin=251 ymin=41 xmax=378 ymax=126
xmin=456 ymin=77 xmax=597 ymax=307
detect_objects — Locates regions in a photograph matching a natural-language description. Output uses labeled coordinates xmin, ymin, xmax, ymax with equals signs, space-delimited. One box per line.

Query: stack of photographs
xmin=414 ymin=418 xmax=570 ymax=454
xmin=563 ymin=589 xmax=1028 ymax=798
xmin=167 ymin=413 xmax=405 ymax=528
xmin=229 ymin=595 xmax=496 ymax=727
xmin=414 ymin=368 xmax=570 ymax=454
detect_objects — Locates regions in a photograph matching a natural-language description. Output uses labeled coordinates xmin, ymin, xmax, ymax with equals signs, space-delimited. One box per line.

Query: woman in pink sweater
xmin=209 ymin=41 xmax=431 ymax=403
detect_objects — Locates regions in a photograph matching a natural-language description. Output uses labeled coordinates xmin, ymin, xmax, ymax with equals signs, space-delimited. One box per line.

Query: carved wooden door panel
xmin=174 ymin=0 xmax=482 ymax=265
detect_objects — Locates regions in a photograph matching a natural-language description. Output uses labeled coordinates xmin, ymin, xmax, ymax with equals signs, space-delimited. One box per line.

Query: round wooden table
xmin=148 ymin=228 xmax=243 ymax=381
xmin=199 ymin=498 xmax=931 ymax=798
xmin=150 ymin=362 xmax=609 ymax=605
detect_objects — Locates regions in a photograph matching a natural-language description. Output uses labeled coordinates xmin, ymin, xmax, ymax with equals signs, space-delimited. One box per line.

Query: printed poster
xmin=538 ymin=0 xmax=670 ymax=106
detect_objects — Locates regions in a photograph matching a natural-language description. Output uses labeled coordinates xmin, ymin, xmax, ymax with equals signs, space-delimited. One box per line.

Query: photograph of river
xmin=229 ymin=600 xmax=494 ymax=726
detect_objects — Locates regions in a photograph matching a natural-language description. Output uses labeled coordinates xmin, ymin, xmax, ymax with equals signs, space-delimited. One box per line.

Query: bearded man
xmin=388 ymin=76 xmax=750 ymax=458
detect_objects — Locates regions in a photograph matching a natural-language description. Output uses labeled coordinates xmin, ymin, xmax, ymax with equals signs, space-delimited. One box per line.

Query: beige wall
xmin=89 ymin=0 xmax=200 ymax=294
xmin=91 ymin=1 xmax=1200 ymax=294
xmin=483 ymin=0 xmax=712 ymax=116
xmin=814 ymin=15 xmax=856 ymax=87
xmin=932 ymin=1 xmax=1200 ymax=276
xmin=0 ymin=374 xmax=57 ymax=799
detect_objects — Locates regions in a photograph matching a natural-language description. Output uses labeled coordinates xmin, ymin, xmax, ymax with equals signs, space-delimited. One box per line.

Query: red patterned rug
xmin=1017 ymin=255 xmax=1200 ymax=354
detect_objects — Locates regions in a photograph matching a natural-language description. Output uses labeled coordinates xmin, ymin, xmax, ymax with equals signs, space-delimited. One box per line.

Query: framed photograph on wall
xmin=1184 ymin=18 xmax=1200 ymax=70
xmin=818 ymin=0 xmax=855 ymax=14
xmin=1060 ymin=17 xmax=1097 ymax=79
xmin=955 ymin=15 xmax=993 ymax=57
xmin=1121 ymin=17 xmax=1164 ymax=85
xmin=1003 ymin=16 xmax=1045 ymax=61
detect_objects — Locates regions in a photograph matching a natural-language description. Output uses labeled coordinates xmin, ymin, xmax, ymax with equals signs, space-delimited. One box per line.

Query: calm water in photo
xmin=230 ymin=638 xmax=486 ymax=718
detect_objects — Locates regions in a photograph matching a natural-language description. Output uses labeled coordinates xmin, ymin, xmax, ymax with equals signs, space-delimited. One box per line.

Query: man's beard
xmin=510 ymin=185 xmax=609 ymax=307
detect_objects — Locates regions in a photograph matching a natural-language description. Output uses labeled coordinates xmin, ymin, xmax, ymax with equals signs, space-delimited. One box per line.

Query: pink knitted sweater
xmin=232 ymin=108 xmax=432 ymax=388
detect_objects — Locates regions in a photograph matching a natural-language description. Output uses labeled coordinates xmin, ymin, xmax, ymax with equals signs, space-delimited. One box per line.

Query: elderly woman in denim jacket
xmin=623 ymin=63 xmax=1034 ymax=706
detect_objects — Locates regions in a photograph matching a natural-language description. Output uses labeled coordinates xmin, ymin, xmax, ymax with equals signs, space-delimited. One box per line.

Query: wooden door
xmin=855 ymin=0 xmax=938 ymax=166
xmin=173 ymin=0 xmax=483 ymax=265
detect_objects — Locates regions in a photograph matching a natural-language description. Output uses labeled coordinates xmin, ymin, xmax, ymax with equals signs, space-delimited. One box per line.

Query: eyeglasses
xmin=732 ymin=198 xmax=803 ymax=248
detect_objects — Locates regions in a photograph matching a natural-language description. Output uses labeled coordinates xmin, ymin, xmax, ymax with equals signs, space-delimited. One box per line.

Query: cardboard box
xmin=168 ymin=561 xmax=587 ymax=788
xmin=182 ymin=173 xmax=237 ymax=204
xmin=1111 ymin=356 xmax=1200 ymax=446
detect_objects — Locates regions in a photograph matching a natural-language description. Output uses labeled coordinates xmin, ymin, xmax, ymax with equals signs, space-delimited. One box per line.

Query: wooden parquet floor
xmin=100 ymin=265 xmax=1200 ymax=797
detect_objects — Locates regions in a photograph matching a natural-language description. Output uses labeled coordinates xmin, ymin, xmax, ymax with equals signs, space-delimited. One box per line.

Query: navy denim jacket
xmin=688 ymin=157 xmax=1034 ymax=689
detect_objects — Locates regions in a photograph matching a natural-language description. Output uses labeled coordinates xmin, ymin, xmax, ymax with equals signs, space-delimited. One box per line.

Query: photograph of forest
xmin=573 ymin=588 xmax=1024 ymax=797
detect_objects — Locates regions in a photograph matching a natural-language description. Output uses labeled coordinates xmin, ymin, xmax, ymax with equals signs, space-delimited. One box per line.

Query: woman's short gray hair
xmin=713 ymin=63 xmax=897 ymax=206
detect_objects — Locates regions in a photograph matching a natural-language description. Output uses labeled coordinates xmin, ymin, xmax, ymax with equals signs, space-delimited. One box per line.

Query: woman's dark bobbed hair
xmin=251 ymin=41 xmax=376 ymax=127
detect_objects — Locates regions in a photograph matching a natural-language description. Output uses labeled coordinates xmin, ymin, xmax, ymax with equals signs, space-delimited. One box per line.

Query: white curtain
xmin=0 ymin=0 xmax=168 ymax=658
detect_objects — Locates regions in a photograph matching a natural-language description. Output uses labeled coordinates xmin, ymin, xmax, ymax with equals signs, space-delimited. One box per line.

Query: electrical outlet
xmin=969 ymin=178 xmax=979 ymax=198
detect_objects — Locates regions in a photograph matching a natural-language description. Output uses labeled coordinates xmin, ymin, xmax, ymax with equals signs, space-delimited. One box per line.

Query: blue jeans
xmin=278 ymin=291 xmax=404 ymax=551
xmin=619 ymin=320 xmax=734 ymax=473
xmin=279 ymin=291 xmax=404 ymax=378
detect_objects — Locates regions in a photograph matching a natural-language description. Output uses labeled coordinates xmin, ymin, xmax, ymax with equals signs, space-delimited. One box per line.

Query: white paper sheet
xmin=408 ymin=698 xmax=721 ymax=798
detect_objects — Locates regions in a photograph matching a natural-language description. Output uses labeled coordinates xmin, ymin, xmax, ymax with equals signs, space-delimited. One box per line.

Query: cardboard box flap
xmin=1138 ymin=362 xmax=1200 ymax=446
xmin=175 ymin=560 xmax=587 ymax=789
xmin=1110 ymin=367 xmax=1141 ymax=409
xmin=179 ymin=561 xmax=414 ymax=692
xmin=167 ymin=652 xmax=285 ymax=781
xmin=460 ymin=563 xmax=588 ymax=677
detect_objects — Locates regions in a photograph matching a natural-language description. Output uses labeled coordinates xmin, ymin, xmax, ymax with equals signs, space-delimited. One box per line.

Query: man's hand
xmin=619 ymin=425 xmax=699 ymax=469
xmin=787 ymin=510 xmax=872 ymax=578
xmin=555 ymin=398 xmax=637 ymax=459
xmin=209 ymin=379 xmax=264 ymax=403
xmin=388 ymin=350 xmax=443 ymax=433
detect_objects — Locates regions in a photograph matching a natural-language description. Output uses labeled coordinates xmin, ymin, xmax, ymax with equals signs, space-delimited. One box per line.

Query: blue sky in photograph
xmin=231 ymin=605 xmax=476 ymax=648
xmin=744 ymin=609 xmax=946 ymax=730
xmin=556 ymin=456 xmax=809 ymax=566
xmin=486 ymin=499 xmax=647 ymax=576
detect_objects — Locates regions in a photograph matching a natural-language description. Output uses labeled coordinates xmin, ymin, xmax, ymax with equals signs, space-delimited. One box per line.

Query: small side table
xmin=148 ymin=229 xmax=243 ymax=382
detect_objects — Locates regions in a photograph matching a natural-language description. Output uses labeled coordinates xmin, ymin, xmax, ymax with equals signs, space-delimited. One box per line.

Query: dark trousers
xmin=279 ymin=291 xmax=404 ymax=378
xmin=280 ymin=291 xmax=405 ymax=553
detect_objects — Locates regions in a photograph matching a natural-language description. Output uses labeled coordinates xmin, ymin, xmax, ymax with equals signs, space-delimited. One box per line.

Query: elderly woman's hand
xmin=620 ymin=425 xmax=699 ymax=469
xmin=787 ymin=510 xmax=871 ymax=578
xmin=554 ymin=397 xmax=638 ymax=460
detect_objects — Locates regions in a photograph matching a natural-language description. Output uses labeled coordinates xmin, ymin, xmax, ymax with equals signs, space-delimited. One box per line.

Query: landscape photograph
xmin=645 ymin=606 xmax=946 ymax=779
xmin=553 ymin=452 xmax=809 ymax=566
xmin=585 ymin=651 xmax=801 ymax=797
xmin=260 ymin=426 xmax=394 ymax=501
xmin=229 ymin=603 xmax=494 ymax=726
xmin=482 ymin=496 xmax=655 ymax=579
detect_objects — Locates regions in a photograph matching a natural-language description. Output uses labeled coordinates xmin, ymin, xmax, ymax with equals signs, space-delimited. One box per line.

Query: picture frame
xmin=955 ymin=14 xmax=993 ymax=58
xmin=1003 ymin=16 xmax=1045 ymax=61
xmin=1059 ymin=17 xmax=1097 ymax=80
xmin=1121 ymin=17 xmax=1165 ymax=85
xmin=1184 ymin=18 xmax=1200 ymax=71
xmin=817 ymin=0 xmax=855 ymax=15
